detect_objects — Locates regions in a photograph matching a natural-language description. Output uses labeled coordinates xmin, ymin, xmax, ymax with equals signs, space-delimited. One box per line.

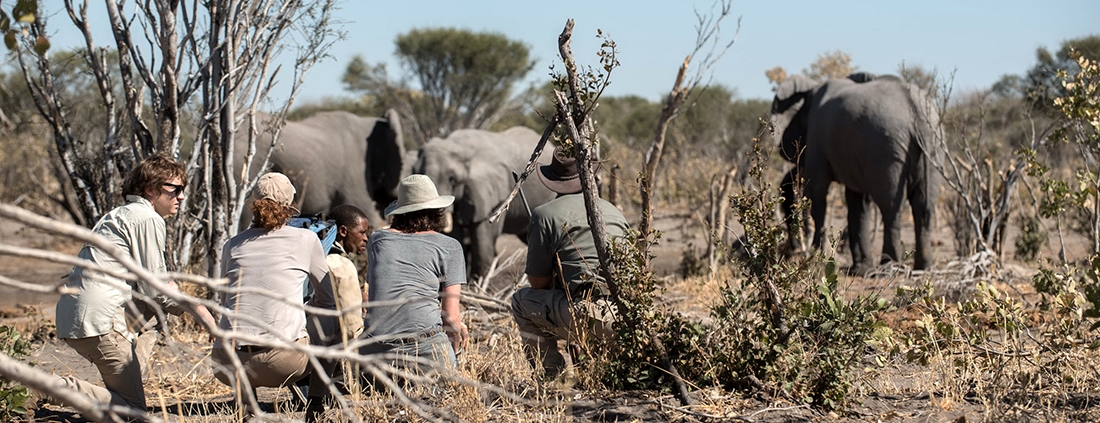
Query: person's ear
xmin=337 ymin=225 xmax=350 ymax=238
xmin=143 ymin=184 xmax=158 ymax=200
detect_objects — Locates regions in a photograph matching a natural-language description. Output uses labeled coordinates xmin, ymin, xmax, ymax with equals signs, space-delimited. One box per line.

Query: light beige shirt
xmin=326 ymin=242 xmax=365 ymax=339
xmin=56 ymin=196 xmax=182 ymax=340
xmin=216 ymin=225 xmax=333 ymax=348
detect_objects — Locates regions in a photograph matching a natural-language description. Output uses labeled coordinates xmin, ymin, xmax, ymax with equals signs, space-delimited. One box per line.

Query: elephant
xmin=234 ymin=109 xmax=406 ymax=230
xmin=412 ymin=127 xmax=557 ymax=279
xmin=771 ymin=72 xmax=944 ymax=274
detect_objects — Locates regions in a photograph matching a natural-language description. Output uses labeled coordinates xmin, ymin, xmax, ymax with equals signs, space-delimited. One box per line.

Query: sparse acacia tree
xmin=766 ymin=49 xmax=857 ymax=87
xmin=342 ymin=27 xmax=535 ymax=145
xmin=804 ymin=49 xmax=856 ymax=81
xmin=1025 ymin=34 xmax=1100 ymax=113
xmin=764 ymin=65 xmax=788 ymax=85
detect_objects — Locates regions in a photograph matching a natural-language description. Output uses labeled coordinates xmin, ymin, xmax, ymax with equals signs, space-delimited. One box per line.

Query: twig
xmin=746 ymin=404 xmax=812 ymax=419
xmin=644 ymin=399 xmax=746 ymax=421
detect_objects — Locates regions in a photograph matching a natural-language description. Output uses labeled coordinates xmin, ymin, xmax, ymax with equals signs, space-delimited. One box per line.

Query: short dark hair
xmin=390 ymin=208 xmax=445 ymax=233
xmin=330 ymin=204 xmax=369 ymax=230
xmin=122 ymin=155 xmax=186 ymax=197
xmin=251 ymin=198 xmax=291 ymax=231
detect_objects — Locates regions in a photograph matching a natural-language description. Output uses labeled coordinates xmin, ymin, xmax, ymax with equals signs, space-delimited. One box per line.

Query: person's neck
xmin=386 ymin=228 xmax=435 ymax=235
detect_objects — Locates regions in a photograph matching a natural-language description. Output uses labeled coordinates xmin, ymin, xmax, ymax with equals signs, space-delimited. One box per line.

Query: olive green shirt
xmin=525 ymin=193 xmax=628 ymax=297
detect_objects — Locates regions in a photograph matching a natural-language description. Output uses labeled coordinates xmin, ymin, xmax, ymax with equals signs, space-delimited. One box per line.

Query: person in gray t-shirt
xmin=361 ymin=174 xmax=469 ymax=374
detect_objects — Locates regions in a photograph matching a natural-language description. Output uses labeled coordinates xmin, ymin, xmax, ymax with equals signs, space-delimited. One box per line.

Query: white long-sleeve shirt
xmin=56 ymin=196 xmax=182 ymax=340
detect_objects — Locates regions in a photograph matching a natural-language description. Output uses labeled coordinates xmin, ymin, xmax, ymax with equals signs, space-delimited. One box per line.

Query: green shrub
xmin=0 ymin=325 xmax=33 ymax=419
xmin=1014 ymin=213 xmax=1047 ymax=261
xmin=591 ymin=136 xmax=891 ymax=410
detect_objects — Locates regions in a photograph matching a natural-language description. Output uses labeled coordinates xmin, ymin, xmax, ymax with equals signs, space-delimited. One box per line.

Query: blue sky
xmin=43 ymin=0 xmax=1099 ymax=103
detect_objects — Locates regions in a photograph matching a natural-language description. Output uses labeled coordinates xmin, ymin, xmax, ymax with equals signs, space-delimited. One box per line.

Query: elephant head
xmin=771 ymin=74 xmax=818 ymax=164
xmin=413 ymin=127 xmax=555 ymax=279
xmin=234 ymin=109 xmax=405 ymax=231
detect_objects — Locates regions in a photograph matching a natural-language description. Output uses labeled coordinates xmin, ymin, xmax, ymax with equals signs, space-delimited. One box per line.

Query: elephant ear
xmin=366 ymin=108 xmax=406 ymax=212
xmin=772 ymin=74 xmax=817 ymax=114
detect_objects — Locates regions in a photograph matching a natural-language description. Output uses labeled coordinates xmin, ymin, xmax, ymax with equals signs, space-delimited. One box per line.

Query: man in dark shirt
xmin=511 ymin=147 xmax=627 ymax=378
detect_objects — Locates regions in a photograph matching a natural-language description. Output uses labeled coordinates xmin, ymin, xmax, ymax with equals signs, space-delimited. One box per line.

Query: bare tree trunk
xmin=103 ymin=0 xmax=154 ymax=160
xmin=156 ymin=0 xmax=183 ymax=154
xmin=638 ymin=59 xmax=689 ymax=264
xmin=637 ymin=1 xmax=739 ymax=266
xmin=554 ymin=20 xmax=694 ymax=407
xmin=15 ymin=19 xmax=105 ymax=224
xmin=205 ymin=0 xmax=230 ymax=277
xmin=707 ymin=165 xmax=736 ymax=273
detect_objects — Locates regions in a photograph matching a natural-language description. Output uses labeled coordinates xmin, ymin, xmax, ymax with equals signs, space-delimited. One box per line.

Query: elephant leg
xmin=845 ymin=188 xmax=874 ymax=274
xmin=805 ymin=177 xmax=830 ymax=250
xmin=908 ymin=182 xmax=935 ymax=270
xmin=469 ymin=220 xmax=502 ymax=281
xmin=879 ymin=203 xmax=904 ymax=266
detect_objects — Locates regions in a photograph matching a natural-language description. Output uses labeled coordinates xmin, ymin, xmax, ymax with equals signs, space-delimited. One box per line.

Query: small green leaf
xmin=0 ymin=12 xmax=10 ymax=32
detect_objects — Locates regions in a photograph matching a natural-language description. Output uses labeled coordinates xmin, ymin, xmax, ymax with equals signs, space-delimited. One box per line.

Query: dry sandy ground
xmin=3 ymin=204 xmax=1097 ymax=422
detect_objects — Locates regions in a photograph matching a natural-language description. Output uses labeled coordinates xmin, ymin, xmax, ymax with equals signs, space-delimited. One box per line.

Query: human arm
xmin=524 ymin=211 xmax=558 ymax=290
xmin=129 ymin=214 xmax=194 ymax=317
xmin=326 ymin=253 xmax=365 ymax=336
xmin=527 ymin=274 xmax=555 ymax=290
xmin=195 ymin=304 xmax=216 ymax=327
xmin=441 ymin=284 xmax=468 ymax=354
xmin=306 ymin=236 xmax=335 ymax=309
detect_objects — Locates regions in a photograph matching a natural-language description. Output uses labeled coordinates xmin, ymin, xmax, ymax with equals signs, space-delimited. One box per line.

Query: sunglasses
xmin=162 ymin=182 xmax=186 ymax=196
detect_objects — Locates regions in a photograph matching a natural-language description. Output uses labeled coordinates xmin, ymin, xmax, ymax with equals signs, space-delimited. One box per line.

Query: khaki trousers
xmin=62 ymin=331 xmax=146 ymax=409
xmin=511 ymin=288 xmax=616 ymax=376
xmin=212 ymin=337 xmax=310 ymax=389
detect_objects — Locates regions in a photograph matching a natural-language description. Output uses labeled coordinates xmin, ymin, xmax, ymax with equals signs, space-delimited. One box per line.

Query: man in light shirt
xmin=53 ymin=155 xmax=216 ymax=410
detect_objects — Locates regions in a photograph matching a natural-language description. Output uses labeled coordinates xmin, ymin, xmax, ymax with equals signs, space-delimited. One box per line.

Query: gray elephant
xmin=412 ymin=127 xmax=556 ymax=279
xmin=772 ymin=72 xmax=943 ymax=273
xmin=235 ymin=110 xmax=406 ymax=229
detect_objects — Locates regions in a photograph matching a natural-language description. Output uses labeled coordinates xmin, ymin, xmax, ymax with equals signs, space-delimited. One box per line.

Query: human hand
xmin=448 ymin=321 xmax=469 ymax=355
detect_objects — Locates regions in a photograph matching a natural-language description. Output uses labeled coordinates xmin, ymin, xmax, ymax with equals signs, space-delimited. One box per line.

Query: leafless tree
xmin=10 ymin=0 xmax=341 ymax=275
xmin=637 ymin=0 xmax=740 ymax=262
xmin=929 ymin=76 xmax=1058 ymax=262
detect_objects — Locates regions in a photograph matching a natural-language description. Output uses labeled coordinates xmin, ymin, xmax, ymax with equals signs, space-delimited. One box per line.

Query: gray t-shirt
xmin=363 ymin=229 xmax=466 ymax=337
xmin=217 ymin=225 xmax=333 ymax=347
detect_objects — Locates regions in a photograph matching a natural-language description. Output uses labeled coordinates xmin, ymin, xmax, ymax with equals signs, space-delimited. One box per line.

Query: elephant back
xmin=232 ymin=110 xmax=404 ymax=230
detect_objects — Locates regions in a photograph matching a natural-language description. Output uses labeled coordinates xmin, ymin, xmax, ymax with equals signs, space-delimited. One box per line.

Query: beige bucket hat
xmin=385 ymin=174 xmax=455 ymax=217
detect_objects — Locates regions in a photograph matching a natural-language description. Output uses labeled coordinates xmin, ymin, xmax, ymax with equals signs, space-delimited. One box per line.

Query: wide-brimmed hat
xmin=537 ymin=147 xmax=599 ymax=195
xmin=385 ymin=174 xmax=455 ymax=217
xmin=254 ymin=172 xmax=296 ymax=208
